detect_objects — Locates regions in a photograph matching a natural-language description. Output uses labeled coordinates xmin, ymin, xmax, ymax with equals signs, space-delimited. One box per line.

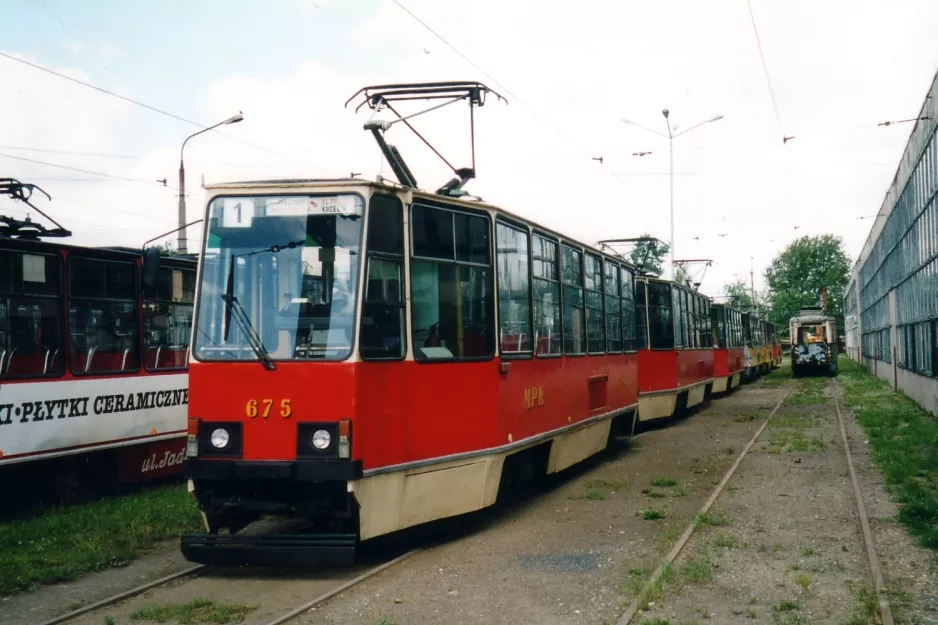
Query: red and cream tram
xmin=0 ymin=211 xmax=196 ymax=502
xmin=710 ymin=303 xmax=745 ymax=393
xmin=633 ymin=278 xmax=714 ymax=422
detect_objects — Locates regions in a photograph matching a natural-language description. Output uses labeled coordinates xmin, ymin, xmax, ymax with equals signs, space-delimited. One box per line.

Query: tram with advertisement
xmin=0 ymin=179 xmax=196 ymax=506
xmin=710 ymin=303 xmax=745 ymax=393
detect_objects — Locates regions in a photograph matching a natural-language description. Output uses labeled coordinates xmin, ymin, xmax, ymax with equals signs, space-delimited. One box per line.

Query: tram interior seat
xmin=83 ymin=347 xmax=136 ymax=373
xmin=1 ymin=347 xmax=63 ymax=378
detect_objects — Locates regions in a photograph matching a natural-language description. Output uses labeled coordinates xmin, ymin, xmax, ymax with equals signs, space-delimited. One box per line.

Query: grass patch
xmin=0 ymin=484 xmax=201 ymax=596
xmin=645 ymin=490 xmax=666 ymax=499
xmin=635 ymin=564 xmax=679 ymax=609
xmin=734 ymin=414 xmax=758 ymax=422
xmin=761 ymin=362 xmax=792 ymax=388
xmin=643 ymin=509 xmax=667 ymax=520
xmin=681 ymin=552 xmax=713 ymax=582
xmin=843 ymin=581 xmax=878 ymax=625
xmin=657 ymin=523 xmax=684 ymax=547
xmin=838 ymin=357 xmax=938 ymax=550
xmin=712 ymin=532 xmax=734 ymax=548
xmin=792 ymin=573 xmax=811 ymax=590
xmin=131 ymin=599 xmax=254 ymax=624
xmin=672 ymin=480 xmax=690 ymax=497
xmin=695 ymin=512 xmax=730 ymax=527
xmin=651 ymin=477 xmax=678 ymax=487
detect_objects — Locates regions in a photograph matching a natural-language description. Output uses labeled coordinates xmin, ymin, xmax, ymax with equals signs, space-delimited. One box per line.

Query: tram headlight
xmin=210 ymin=428 xmax=230 ymax=449
xmin=311 ymin=429 xmax=332 ymax=450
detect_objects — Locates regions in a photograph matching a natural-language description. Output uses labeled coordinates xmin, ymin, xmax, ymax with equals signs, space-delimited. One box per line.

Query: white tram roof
xmin=202 ymin=177 xmax=640 ymax=271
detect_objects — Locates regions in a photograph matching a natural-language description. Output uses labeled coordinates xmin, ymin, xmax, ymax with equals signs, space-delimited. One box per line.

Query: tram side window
xmin=496 ymin=222 xmax=532 ymax=355
xmin=69 ymin=257 xmax=139 ymax=374
xmin=692 ymin=294 xmax=701 ymax=348
xmin=143 ymin=266 xmax=195 ymax=370
xmin=410 ymin=204 xmax=493 ymax=361
xmin=585 ymin=254 xmax=605 ymax=354
xmin=634 ymin=279 xmax=648 ymax=349
xmin=0 ymin=249 xmax=65 ymax=379
xmin=648 ymin=282 xmax=674 ymax=349
xmin=672 ymin=286 xmax=683 ymax=348
xmin=621 ymin=267 xmax=636 ymax=351
xmin=714 ymin=307 xmax=727 ymax=349
xmin=561 ymin=245 xmax=585 ymax=354
xmin=702 ymin=300 xmax=712 ymax=346
xmin=604 ymin=261 xmax=621 ymax=353
xmin=684 ymin=290 xmax=693 ymax=347
xmin=532 ymin=234 xmax=562 ymax=355
xmin=361 ymin=195 xmax=405 ymax=360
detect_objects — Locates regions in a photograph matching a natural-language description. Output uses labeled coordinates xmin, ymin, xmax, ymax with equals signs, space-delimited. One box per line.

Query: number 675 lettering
xmin=245 ymin=399 xmax=292 ymax=418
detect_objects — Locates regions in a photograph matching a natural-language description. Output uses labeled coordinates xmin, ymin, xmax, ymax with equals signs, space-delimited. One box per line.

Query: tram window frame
xmin=409 ymin=202 xmax=494 ymax=363
xmin=584 ymin=253 xmax=605 ymax=355
xmin=532 ymin=232 xmax=562 ymax=357
xmin=672 ymin=285 xmax=684 ymax=349
xmin=496 ymin=219 xmax=533 ymax=358
xmin=635 ymin=279 xmax=648 ymax=350
xmin=360 ymin=194 xmax=406 ymax=361
xmin=603 ymin=260 xmax=622 ymax=354
xmin=68 ymin=256 xmax=141 ymax=376
xmin=621 ymin=266 xmax=636 ymax=352
xmin=0 ymin=248 xmax=66 ymax=380
xmin=561 ymin=243 xmax=586 ymax=356
xmin=647 ymin=281 xmax=674 ymax=349
xmin=142 ymin=264 xmax=196 ymax=371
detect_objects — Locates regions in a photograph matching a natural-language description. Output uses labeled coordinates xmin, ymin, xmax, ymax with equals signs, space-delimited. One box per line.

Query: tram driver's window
xmin=360 ymin=195 xmax=405 ymax=360
xmin=69 ymin=257 xmax=140 ymax=374
xmin=648 ymin=282 xmax=674 ymax=349
xmin=0 ymin=249 xmax=65 ymax=379
xmin=410 ymin=204 xmax=493 ymax=361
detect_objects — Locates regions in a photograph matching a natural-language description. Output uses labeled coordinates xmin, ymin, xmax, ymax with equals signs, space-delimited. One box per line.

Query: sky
xmin=2 ymin=0 xmax=938 ymax=298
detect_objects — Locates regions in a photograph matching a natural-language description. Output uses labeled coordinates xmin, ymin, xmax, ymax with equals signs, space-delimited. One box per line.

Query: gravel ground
xmin=634 ymin=378 xmax=938 ymax=625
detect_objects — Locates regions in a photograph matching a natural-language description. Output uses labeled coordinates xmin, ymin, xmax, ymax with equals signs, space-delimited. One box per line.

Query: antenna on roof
xmin=345 ymin=81 xmax=507 ymax=197
xmin=0 ymin=178 xmax=71 ymax=239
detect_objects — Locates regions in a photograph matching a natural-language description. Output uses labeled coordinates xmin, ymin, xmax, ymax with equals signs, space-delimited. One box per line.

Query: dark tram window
xmin=410 ymin=204 xmax=492 ymax=361
xmin=621 ymin=267 xmax=636 ymax=351
xmin=532 ymin=234 xmax=562 ymax=356
xmin=561 ymin=244 xmax=585 ymax=355
xmin=0 ymin=249 xmax=65 ymax=379
xmin=634 ymin=278 xmax=647 ymax=350
xmin=360 ymin=195 xmax=406 ymax=360
xmin=604 ymin=261 xmax=621 ymax=353
xmin=496 ymin=222 xmax=532 ymax=355
xmin=584 ymin=253 xmax=605 ymax=354
xmin=647 ymin=282 xmax=674 ymax=349
xmin=69 ymin=257 xmax=139 ymax=374
xmin=143 ymin=265 xmax=195 ymax=370
xmin=672 ymin=285 xmax=684 ymax=348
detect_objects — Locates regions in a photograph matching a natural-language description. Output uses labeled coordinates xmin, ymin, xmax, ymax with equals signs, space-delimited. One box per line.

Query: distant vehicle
xmin=790 ymin=306 xmax=838 ymax=376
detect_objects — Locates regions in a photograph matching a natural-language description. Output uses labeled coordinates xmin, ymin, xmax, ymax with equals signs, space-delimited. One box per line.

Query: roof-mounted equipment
xmin=345 ymin=81 xmax=506 ymax=197
xmin=0 ymin=178 xmax=71 ymax=239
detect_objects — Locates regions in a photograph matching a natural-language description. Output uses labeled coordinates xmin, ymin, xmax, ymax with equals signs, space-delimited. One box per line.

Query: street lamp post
xmin=178 ymin=112 xmax=244 ymax=253
xmin=621 ymin=110 xmax=723 ymax=279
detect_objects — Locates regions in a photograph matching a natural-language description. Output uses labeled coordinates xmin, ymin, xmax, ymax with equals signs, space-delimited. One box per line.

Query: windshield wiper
xmin=221 ymin=255 xmax=275 ymax=370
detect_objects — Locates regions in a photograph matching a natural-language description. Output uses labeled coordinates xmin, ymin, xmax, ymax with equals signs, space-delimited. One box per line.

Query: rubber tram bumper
xmin=180 ymin=532 xmax=357 ymax=566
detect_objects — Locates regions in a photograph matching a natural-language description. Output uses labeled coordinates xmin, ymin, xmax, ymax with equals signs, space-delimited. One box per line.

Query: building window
xmin=604 ymin=261 xmax=622 ymax=353
xmin=0 ymin=249 xmax=65 ymax=379
xmin=532 ymin=234 xmax=562 ymax=356
xmin=143 ymin=265 xmax=195 ymax=370
xmin=648 ymin=282 xmax=674 ymax=349
xmin=410 ymin=204 xmax=493 ymax=361
xmin=69 ymin=257 xmax=139 ymax=374
xmin=562 ymin=244 xmax=585 ymax=354
xmin=585 ymin=253 xmax=605 ymax=354
xmin=360 ymin=195 xmax=405 ymax=360
xmin=635 ymin=279 xmax=648 ymax=349
xmin=496 ymin=222 xmax=532 ymax=355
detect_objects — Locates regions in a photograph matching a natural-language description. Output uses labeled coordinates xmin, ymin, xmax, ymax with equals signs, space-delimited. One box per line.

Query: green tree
xmin=156 ymin=240 xmax=182 ymax=257
xmin=764 ymin=235 xmax=850 ymax=332
xmin=724 ymin=279 xmax=763 ymax=313
xmin=629 ymin=235 xmax=669 ymax=276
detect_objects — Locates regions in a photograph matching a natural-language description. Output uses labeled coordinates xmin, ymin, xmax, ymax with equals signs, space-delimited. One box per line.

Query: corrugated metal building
xmin=844 ymin=68 xmax=938 ymax=415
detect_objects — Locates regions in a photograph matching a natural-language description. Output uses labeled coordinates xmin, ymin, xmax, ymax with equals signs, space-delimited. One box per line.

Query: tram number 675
xmin=246 ymin=399 xmax=293 ymax=418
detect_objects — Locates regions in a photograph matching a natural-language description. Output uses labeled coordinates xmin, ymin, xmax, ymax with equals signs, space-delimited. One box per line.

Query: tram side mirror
xmin=142 ymin=246 xmax=161 ymax=290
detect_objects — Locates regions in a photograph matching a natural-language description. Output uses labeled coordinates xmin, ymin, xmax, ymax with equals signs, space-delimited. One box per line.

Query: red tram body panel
xmin=710 ymin=303 xmax=746 ymax=393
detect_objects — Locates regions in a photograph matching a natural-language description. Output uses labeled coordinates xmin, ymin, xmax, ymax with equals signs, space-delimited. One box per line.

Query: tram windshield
xmin=194 ymin=193 xmax=363 ymax=362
